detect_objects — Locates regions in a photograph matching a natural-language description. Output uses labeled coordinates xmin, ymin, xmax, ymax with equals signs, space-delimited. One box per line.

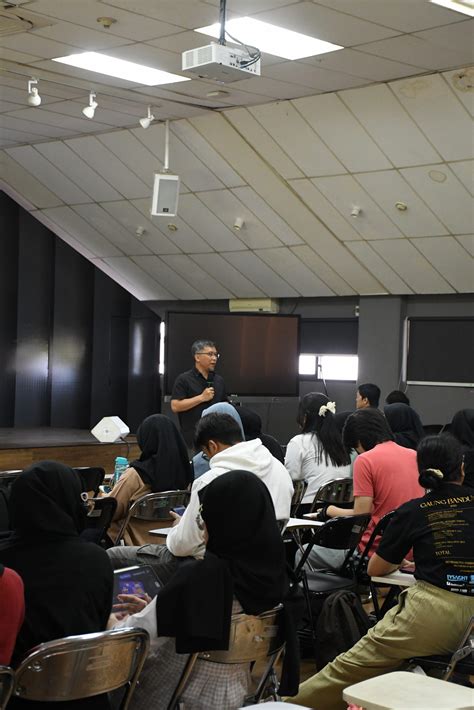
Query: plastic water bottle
xmin=113 ymin=456 xmax=129 ymax=486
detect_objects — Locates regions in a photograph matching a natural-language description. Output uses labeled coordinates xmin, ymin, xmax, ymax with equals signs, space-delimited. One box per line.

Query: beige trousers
xmin=287 ymin=581 xmax=474 ymax=710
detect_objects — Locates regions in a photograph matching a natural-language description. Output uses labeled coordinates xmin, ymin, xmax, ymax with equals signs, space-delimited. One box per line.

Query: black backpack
xmin=315 ymin=590 xmax=371 ymax=670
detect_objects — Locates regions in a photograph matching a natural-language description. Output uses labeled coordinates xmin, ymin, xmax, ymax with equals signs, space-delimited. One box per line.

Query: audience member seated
xmin=355 ymin=383 xmax=380 ymax=410
xmin=286 ymin=434 xmax=474 ymax=710
xmin=237 ymin=405 xmax=285 ymax=463
xmin=385 ymin=389 xmax=410 ymax=406
xmin=285 ymin=393 xmax=352 ymax=514
xmin=384 ymin=402 xmax=424 ymax=450
xmin=110 ymin=470 xmax=291 ymax=709
xmin=107 ymin=414 xmax=192 ymax=545
xmin=108 ymin=414 xmax=293 ymax=583
xmin=0 ymin=461 xmax=113 ymax=709
xmin=192 ymin=402 xmax=244 ymax=479
xmin=302 ymin=409 xmax=423 ymax=570
xmin=0 ymin=564 xmax=24 ymax=665
xmin=450 ymin=408 xmax=474 ymax=489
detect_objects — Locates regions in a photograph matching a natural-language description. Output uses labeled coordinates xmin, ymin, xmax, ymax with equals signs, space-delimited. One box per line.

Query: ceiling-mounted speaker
xmin=91 ymin=416 xmax=130 ymax=443
xmin=151 ymin=172 xmax=180 ymax=216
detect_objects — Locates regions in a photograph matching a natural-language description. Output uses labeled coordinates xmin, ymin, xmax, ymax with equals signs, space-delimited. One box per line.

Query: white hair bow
xmin=318 ymin=401 xmax=336 ymax=417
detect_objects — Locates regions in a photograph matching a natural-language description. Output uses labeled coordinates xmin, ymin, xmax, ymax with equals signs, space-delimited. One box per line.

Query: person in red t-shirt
xmin=0 ymin=564 xmax=25 ymax=664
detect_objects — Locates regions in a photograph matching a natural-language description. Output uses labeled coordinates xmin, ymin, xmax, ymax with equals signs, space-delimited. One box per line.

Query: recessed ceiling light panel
xmin=52 ymin=52 xmax=191 ymax=86
xmin=429 ymin=0 xmax=474 ymax=16
xmin=195 ymin=17 xmax=343 ymax=60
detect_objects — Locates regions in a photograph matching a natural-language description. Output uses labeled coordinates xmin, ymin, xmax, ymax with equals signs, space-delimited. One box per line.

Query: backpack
xmin=315 ymin=590 xmax=371 ymax=670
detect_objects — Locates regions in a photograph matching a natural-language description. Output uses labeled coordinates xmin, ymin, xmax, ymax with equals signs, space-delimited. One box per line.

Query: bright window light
xmin=319 ymin=355 xmax=358 ymax=382
xmin=159 ymin=322 xmax=165 ymax=375
xmin=429 ymin=0 xmax=474 ymax=16
xmin=195 ymin=17 xmax=343 ymax=60
xmin=299 ymin=354 xmax=317 ymax=376
xmin=52 ymin=52 xmax=191 ymax=86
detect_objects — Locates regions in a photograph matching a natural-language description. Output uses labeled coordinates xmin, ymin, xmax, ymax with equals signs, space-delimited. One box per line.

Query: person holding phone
xmin=171 ymin=339 xmax=226 ymax=450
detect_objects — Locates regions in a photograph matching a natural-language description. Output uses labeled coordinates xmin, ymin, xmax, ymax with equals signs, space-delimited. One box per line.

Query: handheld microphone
xmin=207 ymin=371 xmax=215 ymax=388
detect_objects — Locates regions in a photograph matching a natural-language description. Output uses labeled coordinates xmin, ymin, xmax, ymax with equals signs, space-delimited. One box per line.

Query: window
xmin=299 ymin=354 xmax=358 ymax=381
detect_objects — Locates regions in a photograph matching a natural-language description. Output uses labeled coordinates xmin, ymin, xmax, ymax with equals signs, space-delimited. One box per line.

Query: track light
xmin=27 ymin=78 xmax=41 ymax=106
xmin=82 ymin=91 xmax=98 ymax=119
xmin=233 ymin=217 xmax=244 ymax=231
xmin=139 ymin=105 xmax=155 ymax=129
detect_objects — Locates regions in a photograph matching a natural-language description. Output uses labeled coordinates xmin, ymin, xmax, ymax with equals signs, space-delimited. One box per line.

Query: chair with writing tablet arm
xmin=0 ymin=666 xmax=14 ymax=710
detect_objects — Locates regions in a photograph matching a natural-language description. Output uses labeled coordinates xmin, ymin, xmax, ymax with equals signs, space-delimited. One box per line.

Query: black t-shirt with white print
xmin=377 ymin=483 xmax=474 ymax=595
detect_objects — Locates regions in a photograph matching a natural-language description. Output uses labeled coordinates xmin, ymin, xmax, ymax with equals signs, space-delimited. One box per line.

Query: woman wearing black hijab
xmin=237 ymin=405 xmax=285 ymax=463
xmin=384 ymin=402 xmax=424 ymax=450
xmin=108 ymin=414 xmax=192 ymax=545
xmin=111 ymin=470 xmax=294 ymax=709
xmin=451 ymin=408 xmax=474 ymax=489
xmin=0 ymin=461 xmax=113 ymax=709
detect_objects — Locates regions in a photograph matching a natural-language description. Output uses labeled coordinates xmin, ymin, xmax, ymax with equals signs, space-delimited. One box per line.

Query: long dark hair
xmin=297 ymin=392 xmax=350 ymax=467
xmin=417 ymin=434 xmax=463 ymax=490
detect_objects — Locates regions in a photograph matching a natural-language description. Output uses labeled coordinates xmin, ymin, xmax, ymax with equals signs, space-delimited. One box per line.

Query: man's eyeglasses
xmin=196 ymin=351 xmax=220 ymax=359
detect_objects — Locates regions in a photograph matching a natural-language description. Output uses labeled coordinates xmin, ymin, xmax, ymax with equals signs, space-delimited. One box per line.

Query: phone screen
xmin=113 ymin=565 xmax=161 ymax=603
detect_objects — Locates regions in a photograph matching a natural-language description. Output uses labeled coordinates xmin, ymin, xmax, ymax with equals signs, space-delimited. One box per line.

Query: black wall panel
xmin=0 ymin=192 xmax=18 ymax=426
xmin=127 ymin=301 xmax=161 ymax=432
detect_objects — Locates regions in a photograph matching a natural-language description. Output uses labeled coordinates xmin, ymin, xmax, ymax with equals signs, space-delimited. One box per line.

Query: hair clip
xmin=425 ymin=468 xmax=444 ymax=479
xmin=319 ymin=401 xmax=336 ymax=417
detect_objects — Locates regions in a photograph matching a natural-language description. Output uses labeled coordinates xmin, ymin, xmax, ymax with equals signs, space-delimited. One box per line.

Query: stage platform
xmin=0 ymin=428 xmax=140 ymax=473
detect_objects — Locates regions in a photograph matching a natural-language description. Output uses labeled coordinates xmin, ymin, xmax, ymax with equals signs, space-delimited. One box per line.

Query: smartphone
xmin=113 ymin=565 xmax=160 ymax=604
xmin=172 ymin=505 xmax=186 ymax=516
xmin=99 ymin=484 xmax=112 ymax=494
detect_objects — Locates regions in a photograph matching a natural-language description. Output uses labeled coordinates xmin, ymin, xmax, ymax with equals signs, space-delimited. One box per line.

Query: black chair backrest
xmin=0 ymin=489 xmax=10 ymax=534
xmin=82 ymin=497 xmax=117 ymax=547
xmin=354 ymin=510 xmax=396 ymax=581
xmin=74 ymin=467 xmax=105 ymax=497
xmin=0 ymin=471 xmax=22 ymax=490
xmin=310 ymin=478 xmax=353 ymax=513
xmin=0 ymin=665 xmax=14 ymax=710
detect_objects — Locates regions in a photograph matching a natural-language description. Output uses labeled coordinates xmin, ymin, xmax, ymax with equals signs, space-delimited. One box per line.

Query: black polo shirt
xmin=171 ymin=367 xmax=226 ymax=447
xmin=377 ymin=483 xmax=474 ymax=595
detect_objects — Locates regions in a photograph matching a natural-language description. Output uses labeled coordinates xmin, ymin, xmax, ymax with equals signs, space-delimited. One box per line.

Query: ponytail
xmin=417 ymin=434 xmax=463 ymax=490
xmin=418 ymin=467 xmax=445 ymax=490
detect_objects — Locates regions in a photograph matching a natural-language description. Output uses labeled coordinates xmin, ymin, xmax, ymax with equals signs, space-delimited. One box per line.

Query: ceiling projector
xmin=182 ymin=42 xmax=261 ymax=83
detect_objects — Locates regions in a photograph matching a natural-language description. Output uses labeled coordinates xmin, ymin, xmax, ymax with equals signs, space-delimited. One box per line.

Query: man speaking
xmin=171 ymin=339 xmax=226 ymax=449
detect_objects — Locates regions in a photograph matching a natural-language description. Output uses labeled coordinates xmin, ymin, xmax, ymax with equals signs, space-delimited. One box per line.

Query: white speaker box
xmin=91 ymin=416 xmax=130 ymax=443
xmin=151 ymin=172 xmax=180 ymax=216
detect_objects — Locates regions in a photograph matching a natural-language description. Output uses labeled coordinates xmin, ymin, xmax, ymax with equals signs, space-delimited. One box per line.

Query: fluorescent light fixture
xmin=52 ymin=52 xmax=191 ymax=86
xmin=195 ymin=17 xmax=343 ymax=60
xmin=299 ymin=354 xmax=317 ymax=376
xmin=429 ymin=0 xmax=474 ymax=15
xmin=319 ymin=355 xmax=358 ymax=382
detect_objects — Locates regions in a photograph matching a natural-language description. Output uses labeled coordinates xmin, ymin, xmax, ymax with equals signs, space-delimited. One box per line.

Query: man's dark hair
xmin=191 ymin=339 xmax=216 ymax=357
xmin=357 ymin=383 xmax=381 ymax=408
xmin=195 ymin=413 xmax=243 ymax=449
xmin=385 ymin=389 xmax=410 ymax=406
xmin=343 ymin=409 xmax=394 ymax=452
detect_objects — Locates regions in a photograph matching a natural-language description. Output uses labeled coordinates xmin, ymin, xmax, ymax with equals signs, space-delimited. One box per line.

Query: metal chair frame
xmin=309 ymin=478 xmax=354 ymax=514
xmin=290 ymin=480 xmax=308 ymax=518
xmin=113 ymin=490 xmax=190 ymax=545
xmin=409 ymin=616 xmax=474 ymax=682
xmin=84 ymin=496 xmax=118 ymax=547
xmin=0 ymin=666 xmax=14 ymax=710
xmin=13 ymin=628 xmax=149 ymax=709
xmin=167 ymin=606 xmax=285 ymax=710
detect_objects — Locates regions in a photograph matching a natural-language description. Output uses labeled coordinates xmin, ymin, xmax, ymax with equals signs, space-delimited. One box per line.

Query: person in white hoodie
xmin=107 ymin=413 xmax=293 ymax=583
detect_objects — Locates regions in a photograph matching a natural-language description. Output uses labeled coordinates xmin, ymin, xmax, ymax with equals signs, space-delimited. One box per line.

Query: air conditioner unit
xmin=229 ymin=298 xmax=279 ymax=313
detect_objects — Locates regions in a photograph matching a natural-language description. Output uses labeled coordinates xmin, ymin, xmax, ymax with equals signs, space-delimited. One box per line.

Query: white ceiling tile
xmin=346 ymin=241 xmax=413 ymax=294
xmin=0 ymin=85 xmax=63 ymax=107
xmin=34 ymin=141 xmax=122 ymax=202
xmin=262 ymin=62 xmax=364 ymax=92
xmin=160 ymin=254 xmax=234 ymax=298
xmin=102 ymin=0 xmax=219 ymax=29
xmin=313 ymin=174 xmax=403 ymax=239
xmin=257 ymin=247 xmax=334 ymax=296
xmin=132 ymin=198 xmax=213 ymax=253
xmin=225 ymin=108 xmax=304 ymax=180
xmin=65 ymin=136 xmax=150 ymax=198
xmin=0 ymin=101 xmax=27 ymax=115
xmin=301 ymin=48 xmax=421 ymax=82
xmin=97 ymin=130 xmax=165 ymax=185
xmin=178 ymin=193 xmax=247 ymax=251
xmin=131 ymin=122 xmax=223 ymax=191
xmin=414 ymin=19 xmax=474 ymax=54
xmin=249 ymin=102 xmax=345 ymax=177
xmin=0 ymin=75 xmax=85 ymax=100
xmin=449 ymin=160 xmax=474 ymax=196
xmin=290 ymin=178 xmax=361 ymax=241
xmin=443 ymin=67 xmax=474 ymax=117
xmin=0 ymin=138 xmax=19 ymax=148
xmin=255 ymin=1 xmax=399 ymax=45
xmin=358 ymin=34 xmax=472 ymax=71
xmin=5 ymin=145 xmax=91 ymax=204
xmin=455 ymin=234 xmax=474 ymax=257
xmin=0 ymin=127 xmax=48 ymax=144
xmin=47 ymin=100 xmax=137 ymax=129
xmin=4 ymin=107 xmax=112 ymax=135
xmin=1 ymin=152 xmax=63 ymax=209
xmin=400 ymin=165 xmax=474 ymax=235
xmin=73 ymin=203 xmax=153 ymax=256
xmin=231 ymin=187 xmax=303 ymax=247
xmin=0 ymin=47 xmax=41 ymax=63
xmin=412 ymin=236 xmax=474 ymax=292
xmin=197 ymin=189 xmax=283 ymax=249
xmin=314 ymin=0 xmax=465 ymax=32
xmin=390 ymin=73 xmax=474 ymax=162
xmin=354 ymin=171 xmax=448 ymax=238
xmin=189 ymin=253 xmax=266 ymax=297
xmin=204 ymin=0 xmax=297 ymax=14
xmin=0 ymin=115 xmax=72 ymax=140
xmin=369 ymin=239 xmax=454 ymax=293
xmin=294 ymin=93 xmax=392 ymax=172
xmin=227 ymin=76 xmax=320 ymax=100
xmin=99 ymin=201 xmax=180 ymax=254
xmin=102 ymin=257 xmax=175 ymax=300
xmin=340 ymin=83 xmax=442 ymax=167
xmin=31 ymin=22 xmax=133 ymax=50
xmin=0 ymin=32 xmax=81 ymax=59
xmin=131 ymin=255 xmax=204 ymax=299
xmin=289 ymin=245 xmax=356 ymax=295
xmin=222 ymin=251 xmax=298 ymax=297
xmin=41 ymin=206 xmax=122 ymax=257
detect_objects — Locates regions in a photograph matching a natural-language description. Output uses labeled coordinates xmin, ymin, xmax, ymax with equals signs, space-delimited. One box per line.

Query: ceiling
xmin=0 ymin=0 xmax=473 ymax=300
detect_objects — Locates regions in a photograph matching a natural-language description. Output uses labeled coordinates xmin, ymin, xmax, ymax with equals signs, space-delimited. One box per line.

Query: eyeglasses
xmin=196 ymin=351 xmax=220 ymax=359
